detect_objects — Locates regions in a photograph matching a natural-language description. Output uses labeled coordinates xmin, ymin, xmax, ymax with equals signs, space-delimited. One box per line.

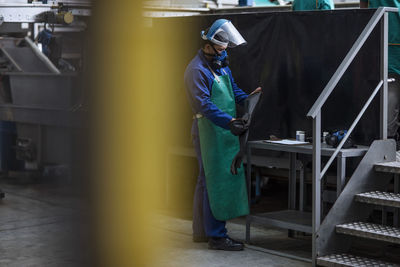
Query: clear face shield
xmin=201 ymin=19 xmax=247 ymax=48
xmin=217 ymin=21 xmax=247 ymax=48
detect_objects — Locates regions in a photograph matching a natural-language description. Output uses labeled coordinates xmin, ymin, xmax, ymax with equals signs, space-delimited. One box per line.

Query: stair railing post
xmin=312 ymin=111 xmax=321 ymax=266
xmin=380 ymin=12 xmax=388 ymax=140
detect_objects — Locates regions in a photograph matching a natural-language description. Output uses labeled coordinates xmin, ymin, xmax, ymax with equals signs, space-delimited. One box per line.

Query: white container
xmin=296 ymin=131 xmax=305 ymax=142
xmin=323 ymin=132 xmax=329 ymax=144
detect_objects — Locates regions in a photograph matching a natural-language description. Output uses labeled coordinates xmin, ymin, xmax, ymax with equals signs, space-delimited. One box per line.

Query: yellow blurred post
xmin=91 ymin=1 xmax=189 ymax=266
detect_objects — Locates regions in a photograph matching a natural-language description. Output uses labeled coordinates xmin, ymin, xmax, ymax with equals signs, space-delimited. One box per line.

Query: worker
xmin=361 ymin=0 xmax=400 ymax=146
xmin=184 ymin=19 xmax=261 ymax=251
xmin=292 ymin=0 xmax=334 ymax=10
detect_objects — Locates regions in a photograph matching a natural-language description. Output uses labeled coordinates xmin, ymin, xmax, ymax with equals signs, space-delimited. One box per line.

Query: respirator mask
xmin=204 ymin=45 xmax=229 ymax=69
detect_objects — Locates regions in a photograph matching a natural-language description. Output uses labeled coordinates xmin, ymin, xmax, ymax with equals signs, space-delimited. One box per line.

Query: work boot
xmin=208 ymin=236 xmax=244 ymax=251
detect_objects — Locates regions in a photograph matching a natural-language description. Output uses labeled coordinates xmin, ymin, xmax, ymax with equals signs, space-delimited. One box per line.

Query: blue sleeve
xmin=185 ymin=68 xmax=233 ymax=129
xmin=226 ymin=67 xmax=248 ymax=105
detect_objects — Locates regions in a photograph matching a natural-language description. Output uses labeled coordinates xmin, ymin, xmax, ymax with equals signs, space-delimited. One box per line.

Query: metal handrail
xmin=307 ymin=7 xmax=398 ymax=266
xmin=320 ymin=80 xmax=383 ymax=178
xmin=308 ymin=7 xmax=398 ymax=181
xmin=307 ymin=7 xmax=396 ymax=119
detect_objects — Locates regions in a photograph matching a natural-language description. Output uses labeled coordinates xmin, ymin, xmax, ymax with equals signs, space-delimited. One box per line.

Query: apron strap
xmin=207 ymin=65 xmax=220 ymax=83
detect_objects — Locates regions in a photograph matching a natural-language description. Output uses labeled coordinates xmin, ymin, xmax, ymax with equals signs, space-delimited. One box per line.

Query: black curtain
xmin=154 ymin=9 xmax=382 ymax=146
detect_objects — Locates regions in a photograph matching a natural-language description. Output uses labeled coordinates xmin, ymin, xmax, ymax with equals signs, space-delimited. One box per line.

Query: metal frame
xmin=0 ymin=70 xmax=82 ymax=127
xmin=244 ymin=141 xmax=368 ymax=249
xmin=0 ymin=104 xmax=84 ymax=127
xmin=306 ymin=7 xmax=398 ymax=266
xmin=24 ymin=37 xmax=60 ymax=74
xmin=0 ymin=3 xmax=91 ymax=23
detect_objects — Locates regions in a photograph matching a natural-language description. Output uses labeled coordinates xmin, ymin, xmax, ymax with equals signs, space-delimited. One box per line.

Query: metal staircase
xmin=303 ymin=7 xmax=400 ymax=266
xmin=313 ymin=140 xmax=400 ymax=266
xmin=318 ymin=254 xmax=399 ymax=267
xmin=316 ymin=154 xmax=400 ymax=266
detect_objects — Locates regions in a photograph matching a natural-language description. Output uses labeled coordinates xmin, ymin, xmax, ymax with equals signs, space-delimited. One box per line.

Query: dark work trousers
xmin=192 ymin=134 xmax=227 ymax=238
xmin=388 ymin=73 xmax=400 ymax=138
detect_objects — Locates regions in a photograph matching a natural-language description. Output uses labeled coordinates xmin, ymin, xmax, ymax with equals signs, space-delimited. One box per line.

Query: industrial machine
xmin=0 ymin=0 xmax=90 ymax=182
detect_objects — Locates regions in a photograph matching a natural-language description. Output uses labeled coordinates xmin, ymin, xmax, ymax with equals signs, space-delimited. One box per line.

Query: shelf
xmin=248 ymin=210 xmax=312 ymax=233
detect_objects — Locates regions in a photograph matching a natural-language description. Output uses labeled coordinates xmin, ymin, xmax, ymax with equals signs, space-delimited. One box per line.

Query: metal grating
xmin=317 ymin=253 xmax=399 ymax=267
xmin=375 ymin=161 xmax=400 ymax=174
xmin=355 ymin=191 xmax=400 ymax=208
xmin=336 ymin=222 xmax=400 ymax=244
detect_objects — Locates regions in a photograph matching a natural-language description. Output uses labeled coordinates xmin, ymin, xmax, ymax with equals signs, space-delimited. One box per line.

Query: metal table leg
xmin=255 ymin=168 xmax=261 ymax=200
xmin=289 ymin=152 xmax=297 ymax=210
xmin=288 ymin=152 xmax=297 ymax=237
xmin=246 ymin=144 xmax=252 ymax=243
xmin=337 ymin=155 xmax=346 ymax=198
xmin=299 ymin=161 xmax=305 ymax=212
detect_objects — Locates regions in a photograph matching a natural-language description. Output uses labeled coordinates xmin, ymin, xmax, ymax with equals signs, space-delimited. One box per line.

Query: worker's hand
xmin=249 ymin=87 xmax=262 ymax=96
xmin=228 ymin=118 xmax=248 ymax=136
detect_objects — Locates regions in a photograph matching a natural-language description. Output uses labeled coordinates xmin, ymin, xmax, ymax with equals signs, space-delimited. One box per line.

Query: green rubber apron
xmin=197 ymin=66 xmax=249 ymax=221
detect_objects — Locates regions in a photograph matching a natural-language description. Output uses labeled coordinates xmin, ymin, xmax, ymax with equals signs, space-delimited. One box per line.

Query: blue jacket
xmin=184 ymin=50 xmax=248 ymax=136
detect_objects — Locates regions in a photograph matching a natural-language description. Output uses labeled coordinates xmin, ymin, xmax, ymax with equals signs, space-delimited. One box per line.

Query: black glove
xmin=228 ymin=113 xmax=250 ymax=136
xmin=228 ymin=119 xmax=248 ymax=136
xmin=230 ymin=152 xmax=243 ymax=175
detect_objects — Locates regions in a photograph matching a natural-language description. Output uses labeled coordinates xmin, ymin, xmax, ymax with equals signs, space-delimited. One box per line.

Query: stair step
xmin=374 ymin=161 xmax=400 ymax=174
xmin=355 ymin=191 xmax=400 ymax=208
xmin=317 ymin=253 xmax=399 ymax=266
xmin=336 ymin=222 xmax=400 ymax=244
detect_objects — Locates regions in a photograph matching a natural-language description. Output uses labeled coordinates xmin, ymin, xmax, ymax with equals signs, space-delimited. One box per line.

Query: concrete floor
xmin=0 ymin=180 xmax=88 ymax=267
xmin=154 ymin=214 xmax=311 ymax=267
xmin=0 ymin=179 xmax=312 ymax=267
